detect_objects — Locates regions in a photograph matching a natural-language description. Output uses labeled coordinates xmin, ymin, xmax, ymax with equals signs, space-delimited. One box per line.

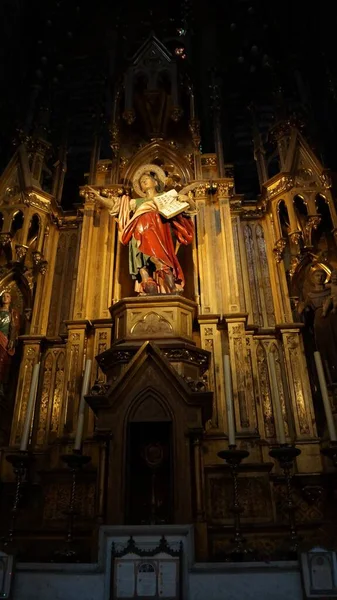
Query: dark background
xmin=0 ymin=0 xmax=336 ymax=205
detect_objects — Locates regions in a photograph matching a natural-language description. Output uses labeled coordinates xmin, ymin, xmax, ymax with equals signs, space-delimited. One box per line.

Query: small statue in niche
xmin=88 ymin=164 xmax=198 ymax=295
xmin=298 ymin=267 xmax=337 ymax=383
xmin=0 ymin=292 xmax=20 ymax=396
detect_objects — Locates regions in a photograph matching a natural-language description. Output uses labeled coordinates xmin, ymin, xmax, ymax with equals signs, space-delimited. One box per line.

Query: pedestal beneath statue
xmin=110 ymin=295 xmax=196 ymax=343
xmin=97 ymin=296 xmax=208 ymax=383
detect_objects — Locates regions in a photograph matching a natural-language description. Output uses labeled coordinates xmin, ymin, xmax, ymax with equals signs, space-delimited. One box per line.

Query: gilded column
xmin=10 ymin=336 xmax=43 ymax=446
xmin=278 ymin=325 xmax=321 ymax=471
xmin=218 ymin=181 xmax=240 ymax=312
xmin=225 ymin=316 xmax=257 ymax=436
xmin=74 ymin=195 xmax=95 ymax=319
xmin=264 ymin=213 xmax=292 ymax=324
xmin=195 ymin=184 xmax=212 ymax=313
xmin=30 ymin=221 xmax=59 ymax=335
xmin=99 ymin=211 xmax=116 ymax=317
xmin=61 ymin=321 xmax=93 ymax=440
xmin=34 ymin=344 xmax=67 ymax=447
xmin=198 ymin=316 xmax=225 ymax=431
xmin=86 ymin=319 xmax=112 ymax=436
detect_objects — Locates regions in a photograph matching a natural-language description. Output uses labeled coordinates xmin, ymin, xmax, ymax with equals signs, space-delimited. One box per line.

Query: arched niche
xmin=125 ymin=390 xmax=173 ymax=524
xmin=88 ymin=342 xmax=212 ymax=526
xmin=117 ymin=147 xmax=195 ymax=301
xmin=293 ymin=194 xmax=308 ymax=230
xmin=122 ymin=140 xmax=194 ymax=186
xmin=27 ymin=213 xmax=40 ymax=247
xmin=10 ymin=210 xmax=24 ymax=238
xmin=278 ymin=199 xmax=290 ymax=237
xmin=313 ymin=194 xmax=334 ymax=253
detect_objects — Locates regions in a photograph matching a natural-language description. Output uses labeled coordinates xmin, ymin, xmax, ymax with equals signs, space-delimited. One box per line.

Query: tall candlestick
xmin=224 ymin=355 xmax=236 ymax=446
xmin=20 ymin=363 xmax=40 ymax=451
xmin=74 ymin=360 xmax=92 ymax=451
xmin=268 ymin=352 xmax=286 ymax=445
xmin=314 ymin=351 xmax=337 ymax=442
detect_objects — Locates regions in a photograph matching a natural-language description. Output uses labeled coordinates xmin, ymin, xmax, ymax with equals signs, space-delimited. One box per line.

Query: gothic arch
xmin=122 ymin=140 xmax=194 ymax=185
xmin=125 ymin=386 xmax=174 ymax=425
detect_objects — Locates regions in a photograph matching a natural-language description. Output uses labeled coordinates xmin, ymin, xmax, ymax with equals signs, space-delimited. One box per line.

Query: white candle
xmin=74 ymin=359 xmax=92 ymax=451
xmin=20 ymin=363 xmax=40 ymax=451
xmin=314 ymin=351 xmax=337 ymax=441
xmin=224 ymin=355 xmax=236 ymax=446
xmin=268 ymin=352 xmax=286 ymax=445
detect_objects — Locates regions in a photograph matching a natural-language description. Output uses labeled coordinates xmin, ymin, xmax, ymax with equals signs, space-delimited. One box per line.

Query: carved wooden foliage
xmin=243 ymin=224 xmax=262 ymax=325
xmin=243 ymin=223 xmax=276 ymax=327
xmin=36 ymin=348 xmax=65 ymax=446
xmin=255 ymin=224 xmax=276 ymax=326
xmin=270 ymin=343 xmax=289 ymax=437
xmin=256 ymin=343 xmax=275 ymax=438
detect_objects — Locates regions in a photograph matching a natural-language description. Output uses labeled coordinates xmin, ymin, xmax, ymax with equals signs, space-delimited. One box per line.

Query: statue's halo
xmin=132 ymin=164 xmax=167 ymax=197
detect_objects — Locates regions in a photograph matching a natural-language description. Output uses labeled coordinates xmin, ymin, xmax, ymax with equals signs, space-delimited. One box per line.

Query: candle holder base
xmin=53 ymin=451 xmax=91 ymax=562
xmin=269 ymin=444 xmax=301 ymax=467
xmin=60 ymin=451 xmax=91 ymax=471
xmin=320 ymin=442 xmax=337 ymax=468
xmin=269 ymin=444 xmax=301 ymax=557
xmin=218 ymin=448 xmax=250 ymax=465
xmin=218 ymin=447 xmax=253 ymax=561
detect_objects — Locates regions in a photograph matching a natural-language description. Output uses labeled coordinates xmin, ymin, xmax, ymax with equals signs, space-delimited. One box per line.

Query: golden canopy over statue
xmin=89 ymin=164 xmax=198 ymax=295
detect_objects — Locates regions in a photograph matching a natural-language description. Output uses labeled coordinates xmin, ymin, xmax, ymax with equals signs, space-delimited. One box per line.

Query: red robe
xmin=121 ymin=211 xmax=193 ymax=286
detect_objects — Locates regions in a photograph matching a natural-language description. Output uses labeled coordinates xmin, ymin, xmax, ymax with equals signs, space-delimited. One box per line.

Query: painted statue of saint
xmin=89 ymin=164 xmax=198 ymax=294
xmin=0 ymin=292 xmax=20 ymax=395
xmin=299 ymin=267 xmax=337 ymax=383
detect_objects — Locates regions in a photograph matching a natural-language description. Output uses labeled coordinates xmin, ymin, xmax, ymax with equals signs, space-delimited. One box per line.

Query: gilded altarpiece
xmin=0 ymin=38 xmax=334 ymax=562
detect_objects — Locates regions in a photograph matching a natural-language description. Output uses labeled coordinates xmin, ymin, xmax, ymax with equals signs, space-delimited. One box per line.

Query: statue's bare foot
xmin=162 ymin=269 xmax=176 ymax=293
xmin=143 ymin=278 xmax=158 ymax=295
xmin=139 ymin=267 xmax=158 ymax=295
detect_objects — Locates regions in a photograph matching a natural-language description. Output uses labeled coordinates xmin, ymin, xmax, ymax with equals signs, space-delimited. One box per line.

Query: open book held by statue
xmin=89 ymin=164 xmax=200 ymax=295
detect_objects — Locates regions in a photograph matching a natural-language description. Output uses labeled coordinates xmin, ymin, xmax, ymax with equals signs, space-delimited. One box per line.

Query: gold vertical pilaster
xmin=74 ymin=197 xmax=95 ymax=319
xmin=218 ymin=183 xmax=239 ymax=312
xmin=195 ymin=185 xmax=212 ymax=313
xmin=226 ymin=316 xmax=257 ymax=436
xmin=30 ymin=223 xmax=60 ymax=335
xmin=62 ymin=321 xmax=92 ymax=439
xmin=86 ymin=319 xmax=112 ymax=437
xmin=277 ymin=326 xmax=321 ymax=472
xmin=99 ymin=212 xmax=116 ymax=317
xmin=199 ymin=316 xmax=225 ymax=431
xmin=34 ymin=344 xmax=66 ymax=447
xmin=10 ymin=336 xmax=43 ymax=446
xmin=279 ymin=327 xmax=316 ymax=440
xmin=264 ymin=214 xmax=292 ymax=323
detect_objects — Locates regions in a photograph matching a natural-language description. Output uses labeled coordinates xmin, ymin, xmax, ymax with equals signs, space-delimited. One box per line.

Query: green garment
xmin=128 ymin=195 xmax=163 ymax=279
xmin=0 ymin=310 xmax=10 ymax=338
